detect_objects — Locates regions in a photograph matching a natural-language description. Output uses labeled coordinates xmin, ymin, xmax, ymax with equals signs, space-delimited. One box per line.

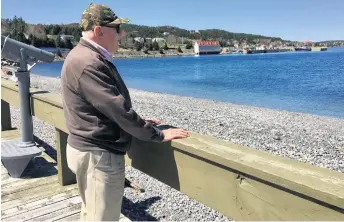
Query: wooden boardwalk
xmin=1 ymin=130 xmax=130 ymax=221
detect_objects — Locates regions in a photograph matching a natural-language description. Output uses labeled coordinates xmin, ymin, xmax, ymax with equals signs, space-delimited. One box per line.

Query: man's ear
xmin=93 ymin=26 xmax=103 ymax=37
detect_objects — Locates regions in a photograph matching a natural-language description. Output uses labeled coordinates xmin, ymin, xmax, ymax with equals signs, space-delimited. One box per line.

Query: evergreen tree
xmin=72 ymin=29 xmax=81 ymax=42
xmin=52 ymin=25 xmax=61 ymax=35
xmin=65 ymin=39 xmax=74 ymax=49
xmin=15 ymin=32 xmax=30 ymax=44
xmin=219 ymin=40 xmax=228 ymax=47
xmin=164 ymin=42 xmax=169 ymax=50
xmin=28 ymin=34 xmax=39 ymax=47
xmin=177 ymin=46 xmax=183 ymax=53
xmin=135 ymin=42 xmax=143 ymax=51
xmin=148 ymin=44 xmax=153 ymax=51
xmin=152 ymin=41 xmax=159 ymax=51
xmin=55 ymin=35 xmax=65 ymax=48
xmin=185 ymin=41 xmax=193 ymax=49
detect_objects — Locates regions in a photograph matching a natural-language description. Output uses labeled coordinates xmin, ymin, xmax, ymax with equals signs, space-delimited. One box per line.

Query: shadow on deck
xmin=1 ymin=130 xmax=158 ymax=221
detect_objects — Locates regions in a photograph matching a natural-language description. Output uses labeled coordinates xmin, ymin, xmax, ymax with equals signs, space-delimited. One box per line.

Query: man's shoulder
xmin=65 ymin=44 xmax=102 ymax=67
xmin=62 ymin=44 xmax=110 ymax=79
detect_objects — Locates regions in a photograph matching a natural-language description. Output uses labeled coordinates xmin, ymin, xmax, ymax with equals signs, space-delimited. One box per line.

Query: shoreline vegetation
xmin=3 ymin=74 xmax=343 ymax=174
xmin=46 ymin=46 xmax=236 ymax=62
xmin=112 ymin=48 xmax=196 ymax=59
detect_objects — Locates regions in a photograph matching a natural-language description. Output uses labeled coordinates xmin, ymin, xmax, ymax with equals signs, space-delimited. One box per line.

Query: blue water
xmin=31 ymin=48 xmax=344 ymax=118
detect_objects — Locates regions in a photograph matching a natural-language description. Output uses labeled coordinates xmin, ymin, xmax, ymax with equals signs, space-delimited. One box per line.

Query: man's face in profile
xmin=98 ymin=25 xmax=124 ymax=53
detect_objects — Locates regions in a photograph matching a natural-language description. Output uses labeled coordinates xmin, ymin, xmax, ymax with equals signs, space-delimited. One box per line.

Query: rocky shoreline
xmin=10 ymin=74 xmax=344 ymax=173
xmin=52 ymin=48 xmax=196 ymax=62
xmin=112 ymin=48 xmax=195 ymax=59
xmin=6 ymin=74 xmax=344 ymax=221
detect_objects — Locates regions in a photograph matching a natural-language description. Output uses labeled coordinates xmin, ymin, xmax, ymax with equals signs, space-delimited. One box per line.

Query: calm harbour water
xmin=31 ymin=48 xmax=344 ymax=118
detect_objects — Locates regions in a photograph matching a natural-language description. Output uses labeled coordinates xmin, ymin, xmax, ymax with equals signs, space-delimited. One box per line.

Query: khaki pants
xmin=66 ymin=144 xmax=125 ymax=221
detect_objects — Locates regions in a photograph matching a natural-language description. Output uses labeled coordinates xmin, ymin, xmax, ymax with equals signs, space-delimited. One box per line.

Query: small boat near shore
xmin=295 ymin=46 xmax=311 ymax=51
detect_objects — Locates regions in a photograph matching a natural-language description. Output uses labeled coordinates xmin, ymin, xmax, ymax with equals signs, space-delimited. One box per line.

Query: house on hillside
xmin=194 ymin=40 xmax=222 ymax=55
xmin=134 ymin=37 xmax=145 ymax=43
xmin=189 ymin=30 xmax=200 ymax=34
xmin=166 ymin=34 xmax=177 ymax=45
xmin=145 ymin=38 xmax=152 ymax=44
xmin=152 ymin=38 xmax=166 ymax=43
xmin=60 ymin=35 xmax=74 ymax=42
xmin=120 ymin=37 xmax=134 ymax=48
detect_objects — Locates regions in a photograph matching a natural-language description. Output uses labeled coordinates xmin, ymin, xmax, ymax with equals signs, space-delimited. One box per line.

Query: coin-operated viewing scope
xmin=1 ymin=35 xmax=55 ymax=147
xmin=1 ymin=35 xmax=55 ymax=69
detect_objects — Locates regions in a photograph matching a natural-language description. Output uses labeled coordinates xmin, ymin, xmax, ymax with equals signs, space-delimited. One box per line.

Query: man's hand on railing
xmin=144 ymin=118 xmax=189 ymax=141
xmin=162 ymin=128 xmax=189 ymax=142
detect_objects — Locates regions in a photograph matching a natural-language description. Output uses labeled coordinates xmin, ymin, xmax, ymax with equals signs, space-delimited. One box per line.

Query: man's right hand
xmin=162 ymin=128 xmax=189 ymax=142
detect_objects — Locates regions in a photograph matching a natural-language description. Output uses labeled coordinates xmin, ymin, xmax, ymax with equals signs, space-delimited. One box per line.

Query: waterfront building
xmin=194 ymin=40 xmax=221 ymax=55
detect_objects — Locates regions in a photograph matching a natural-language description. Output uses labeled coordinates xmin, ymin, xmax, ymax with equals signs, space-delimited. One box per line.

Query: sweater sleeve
xmin=78 ymin=64 xmax=164 ymax=142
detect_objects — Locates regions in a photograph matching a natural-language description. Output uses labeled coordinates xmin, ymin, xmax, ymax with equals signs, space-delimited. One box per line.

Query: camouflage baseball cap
xmin=80 ymin=3 xmax=130 ymax=31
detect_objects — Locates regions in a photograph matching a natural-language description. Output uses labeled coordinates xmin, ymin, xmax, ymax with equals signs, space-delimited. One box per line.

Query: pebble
xmin=7 ymin=74 xmax=344 ymax=221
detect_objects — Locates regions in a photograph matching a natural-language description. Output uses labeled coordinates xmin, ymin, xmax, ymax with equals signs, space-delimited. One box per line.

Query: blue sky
xmin=1 ymin=0 xmax=343 ymax=42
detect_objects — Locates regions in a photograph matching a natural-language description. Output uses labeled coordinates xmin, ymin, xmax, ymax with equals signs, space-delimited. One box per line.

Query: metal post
xmin=15 ymin=71 xmax=35 ymax=147
xmin=15 ymin=48 xmax=35 ymax=147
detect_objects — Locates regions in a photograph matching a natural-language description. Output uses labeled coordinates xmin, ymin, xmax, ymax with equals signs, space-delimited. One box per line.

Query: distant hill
xmin=316 ymin=40 xmax=344 ymax=47
xmin=3 ymin=16 xmax=342 ymax=48
xmin=121 ymin=24 xmax=285 ymax=43
xmin=1 ymin=18 xmax=81 ymax=40
xmin=1 ymin=16 xmax=290 ymax=47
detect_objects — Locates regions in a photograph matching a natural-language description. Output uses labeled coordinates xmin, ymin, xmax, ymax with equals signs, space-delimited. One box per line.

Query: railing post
xmin=1 ymin=100 xmax=12 ymax=131
xmin=55 ymin=128 xmax=76 ymax=186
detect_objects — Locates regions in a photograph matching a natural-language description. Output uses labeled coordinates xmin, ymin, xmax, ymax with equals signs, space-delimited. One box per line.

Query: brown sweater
xmin=61 ymin=38 xmax=164 ymax=154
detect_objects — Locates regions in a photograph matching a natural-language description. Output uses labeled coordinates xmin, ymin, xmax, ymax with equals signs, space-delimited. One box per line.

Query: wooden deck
xmin=1 ymin=130 xmax=130 ymax=221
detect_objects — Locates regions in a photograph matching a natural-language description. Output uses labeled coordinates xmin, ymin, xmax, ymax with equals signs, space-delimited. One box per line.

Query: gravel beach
xmin=7 ymin=74 xmax=344 ymax=221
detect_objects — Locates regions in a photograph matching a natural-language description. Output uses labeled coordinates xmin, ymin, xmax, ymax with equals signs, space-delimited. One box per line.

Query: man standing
xmin=61 ymin=3 xmax=189 ymax=221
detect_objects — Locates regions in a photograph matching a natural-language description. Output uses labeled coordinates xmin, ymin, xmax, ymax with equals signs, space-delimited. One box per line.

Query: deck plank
xmin=2 ymin=181 xmax=71 ymax=202
xmin=45 ymin=209 xmax=81 ymax=222
xmin=1 ymin=184 xmax=77 ymax=211
xmin=54 ymin=211 xmax=81 ymax=221
xmin=2 ymin=191 xmax=79 ymax=218
xmin=27 ymin=203 xmax=82 ymax=222
xmin=3 ymin=196 xmax=82 ymax=221
xmin=2 ymin=176 xmax=58 ymax=196
xmin=1 ymin=174 xmax=56 ymax=187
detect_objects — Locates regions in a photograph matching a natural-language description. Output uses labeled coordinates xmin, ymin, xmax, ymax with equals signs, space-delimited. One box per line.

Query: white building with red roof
xmin=194 ymin=40 xmax=222 ymax=55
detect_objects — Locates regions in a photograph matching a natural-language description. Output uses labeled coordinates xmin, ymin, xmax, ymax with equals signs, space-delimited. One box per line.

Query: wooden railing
xmin=2 ymin=78 xmax=344 ymax=221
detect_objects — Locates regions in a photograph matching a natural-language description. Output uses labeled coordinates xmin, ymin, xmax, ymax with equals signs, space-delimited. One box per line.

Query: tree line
xmin=121 ymin=24 xmax=285 ymax=45
xmin=132 ymin=39 xmax=193 ymax=53
xmin=1 ymin=16 xmax=81 ymax=49
xmin=2 ymin=16 xmax=292 ymax=50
